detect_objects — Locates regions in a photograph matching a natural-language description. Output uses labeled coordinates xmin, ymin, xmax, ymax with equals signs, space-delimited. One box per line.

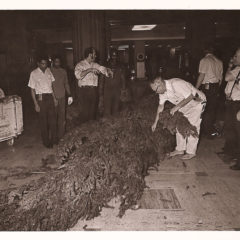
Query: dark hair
xmin=203 ymin=42 xmax=215 ymax=53
xmin=37 ymin=55 xmax=48 ymax=63
xmin=52 ymin=55 xmax=61 ymax=61
xmin=84 ymin=47 xmax=95 ymax=58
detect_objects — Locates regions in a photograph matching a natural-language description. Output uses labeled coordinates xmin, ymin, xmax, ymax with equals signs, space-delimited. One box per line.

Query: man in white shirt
xmin=196 ymin=43 xmax=223 ymax=138
xmin=224 ymin=48 xmax=240 ymax=170
xmin=151 ymin=77 xmax=206 ymax=160
xmin=74 ymin=47 xmax=112 ymax=123
xmin=28 ymin=56 xmax=57 ymax=148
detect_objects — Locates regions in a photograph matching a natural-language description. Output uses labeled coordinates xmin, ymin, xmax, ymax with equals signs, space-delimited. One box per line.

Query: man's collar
xmin=37 ymin=67 xmax=48 ymax=73
xmin=206 ymin=53 xmax=213 ymax=57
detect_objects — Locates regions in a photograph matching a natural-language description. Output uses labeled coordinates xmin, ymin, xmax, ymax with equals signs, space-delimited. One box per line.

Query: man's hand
xmin=151 ymin=122 xmax=157 ymax=132
xmin=53 ymin=98 xmax=58 ymax=107
xmin=35 ymin=104 xmax=40 ymax=113
xmin=107 ymin=68 xmax=113 ymax=78
xmin=68 ymin=97 xmax=73 ymax=105
xmin=170 ymin=106 xmax=178 ymax=115
xmin=91 ymin=68 xmax=100 ymax=75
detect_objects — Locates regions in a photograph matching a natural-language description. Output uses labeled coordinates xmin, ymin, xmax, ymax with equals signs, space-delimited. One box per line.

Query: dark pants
xmin=38 ymin=94 xmax=57 ymax=147
xmin=104 ymin=87 xmax=121 ymax=116
xmin=224 ymin=100 xmax=240 ymax=157
xmin=56 ymin=97 xmax=66 ymax=140
xmin=200 ymin=83 xmax=219 ymax=135
xmin=78 ymin=86 xmax=99 ymax=123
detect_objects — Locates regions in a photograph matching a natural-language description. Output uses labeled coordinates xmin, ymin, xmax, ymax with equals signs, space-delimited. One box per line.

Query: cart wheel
xmin=7 ymin=138 xmax=14 ymax=146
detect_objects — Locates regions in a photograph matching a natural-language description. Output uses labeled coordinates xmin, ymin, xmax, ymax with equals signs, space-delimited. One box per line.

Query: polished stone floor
xmin=1 ymin=115 xmax=240 ymax=231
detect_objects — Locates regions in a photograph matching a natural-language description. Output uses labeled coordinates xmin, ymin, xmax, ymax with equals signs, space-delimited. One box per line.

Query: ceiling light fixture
xmin=132 ymin=25 xmax=156 ymax=31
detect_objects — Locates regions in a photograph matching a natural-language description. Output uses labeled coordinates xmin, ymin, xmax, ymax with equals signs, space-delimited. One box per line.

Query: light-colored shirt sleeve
xmin=74 ymin=62 xmax=85 ymax=80
xmin=28 ymin=72 xmax=36 ymax=89
xmin=231 ymin=67 xmax=240 ymax=79
xmin=199 ymin=58 xmax=209 ymax=74
xmin=159 ymin=94 xmax=167 ymax=105
xmin=93 ymin=63 xmax=108 ymax=76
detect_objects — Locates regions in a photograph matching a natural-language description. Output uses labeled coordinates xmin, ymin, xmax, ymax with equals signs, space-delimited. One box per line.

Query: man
xmin=74 ymin=47 xmax=112 ymax=122
xmin=196 ymin=43 xmax=223 ymax=138
xmin=51 ymin=56 xmax=73 ymax=140
xmin=103 ymin=48 xmax=126 ymax=116
xmin=28 ymin=56 xmax=57 ymax=148
xmin=224 ymin=48 xmax=240 ymax=170
xmin=151 ymin=77 xmax=206 ymax=160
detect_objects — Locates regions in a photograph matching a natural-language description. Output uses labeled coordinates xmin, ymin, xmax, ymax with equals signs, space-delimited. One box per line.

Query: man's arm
xmin=152 ymin=104 xmax=164 ymax=132
xmin=219 ymin=63 xmax=223 ymax=86
xmin=48 ymin=69 xmax=58 ymax=106
xmin=225 ymin=58 xmax=235 ymax=82
xmin=64 ymin=71 xmax=71 ymax=96
xmin=94 ymin=63 xmax=113 ymax=78
xmin=75 ymin=63 xmax=100 ymax=81
xmin=30 ymin=88 xmax=40 ymax=112
xmin=195 ymin=73 xmax=205 ymax=89
xmin=170 ymin=94 xmax=195 ymax=115
xmin=80 ymin=68 xmax=100 ymax=79
xmin=225 ymin=68 xmax=235 ymax=82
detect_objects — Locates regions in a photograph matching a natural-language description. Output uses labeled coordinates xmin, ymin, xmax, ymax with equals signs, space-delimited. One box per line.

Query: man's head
xmin=203 ymin=42 xmax=215 ymax=55
xmin=52 ymin=55 xmax=61 ymax=68
xmin=110 ymin=48 xmax=118 ymax=59
xmin=84 ymin=47 xmax=97 ymax=63
xmin=233 ymin=48 xmax=240 ymax=66
xmin=37 ymin=55 xmax=48 ymax=72
xmin=150 ymin=77 xmax=167 ymax=94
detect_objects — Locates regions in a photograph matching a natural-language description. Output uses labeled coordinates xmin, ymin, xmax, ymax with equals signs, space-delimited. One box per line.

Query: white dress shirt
xmin=159 ymin=78 xmax=206 ymax=109
xmin=199 ymin=53 xmax=223 ymax=84
xmin=225 ymin=66 xmax=240 ymax=101
xmin=28 ymin=67 xmax=55 ymax=94
xmin=75 ymin=59 xmax=108 ymax=87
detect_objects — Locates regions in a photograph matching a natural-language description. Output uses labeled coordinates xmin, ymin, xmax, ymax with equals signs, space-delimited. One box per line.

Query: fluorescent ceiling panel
xmin=132 ymin=25 xmax=156 ymax=31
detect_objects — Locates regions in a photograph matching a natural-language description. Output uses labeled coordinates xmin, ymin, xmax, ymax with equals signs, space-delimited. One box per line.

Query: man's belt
xmin=80 ymin=85 xmax=97 ymax=88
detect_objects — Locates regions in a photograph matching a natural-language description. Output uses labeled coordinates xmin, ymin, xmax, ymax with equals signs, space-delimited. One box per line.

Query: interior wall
xmin=72 ymin=11 xmax=107 ymax=65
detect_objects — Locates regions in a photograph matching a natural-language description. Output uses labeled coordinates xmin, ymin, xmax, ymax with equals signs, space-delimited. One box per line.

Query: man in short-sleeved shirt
xmin=151 ymin=77 xmax=206 ymax=160
xmin=224 ymin=48 xmax=240 ymax=170
xmin=196 ymin=44 xmax=223 ymax=138
xmin=28 ymin=56 xmax=57 ymax=148
xmin=74 ymin=47 xmax=112 ymax=123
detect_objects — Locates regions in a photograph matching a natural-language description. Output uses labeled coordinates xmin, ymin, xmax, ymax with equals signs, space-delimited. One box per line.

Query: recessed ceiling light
xmin=132 ymin=25 xmax=156 ymax=31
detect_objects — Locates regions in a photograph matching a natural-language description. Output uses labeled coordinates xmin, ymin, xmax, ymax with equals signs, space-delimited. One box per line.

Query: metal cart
xmin=0 ymin=94 xmax=23 ymax=146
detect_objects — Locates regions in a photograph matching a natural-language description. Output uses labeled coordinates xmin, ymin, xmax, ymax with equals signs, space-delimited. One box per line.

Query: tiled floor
xmin=1 ymin=117 xmax=240 ymax=231
xmin=71 ymin=137 xmax=240 ymax=231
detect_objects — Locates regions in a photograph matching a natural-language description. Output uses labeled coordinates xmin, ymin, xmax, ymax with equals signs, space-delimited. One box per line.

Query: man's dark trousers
xmin=201 ymin=83 xmax=219 ymax=135
xmin=78 ymin=86 xmax=99 ymax=123
xmin=38 ymin=94 xmax=57 ymax=147
xmin=224 ymin=100 xmax=240 ymax=157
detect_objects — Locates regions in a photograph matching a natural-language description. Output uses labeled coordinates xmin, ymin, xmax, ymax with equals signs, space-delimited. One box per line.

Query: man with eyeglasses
xmin=151 ymin=77 xmax=206 ymax=160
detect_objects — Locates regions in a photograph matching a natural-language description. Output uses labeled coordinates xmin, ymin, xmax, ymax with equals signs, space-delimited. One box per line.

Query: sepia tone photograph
xmin=0 ymin=1 xmax=240 ymax=236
